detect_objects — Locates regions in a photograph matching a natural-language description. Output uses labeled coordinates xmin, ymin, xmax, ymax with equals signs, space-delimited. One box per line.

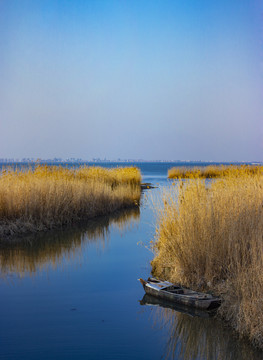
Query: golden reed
xmin=0 ymin=165 xmax=141 ymax=239
xmin=152 ymin=171 xmax=263 ymax=348
xmin=168 ymin=164 xmax=263 ymax=179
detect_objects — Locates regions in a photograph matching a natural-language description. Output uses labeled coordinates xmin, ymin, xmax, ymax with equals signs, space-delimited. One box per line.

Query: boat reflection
xmin=140 ymin=294 xmax=263 ymax=360
xmin=140 ymin=294 xmax=214 ymax=318
xmin=0 ymin=207 xmax=140 ymax=276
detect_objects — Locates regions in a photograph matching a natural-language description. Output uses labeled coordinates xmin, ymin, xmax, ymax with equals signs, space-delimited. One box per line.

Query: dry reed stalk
xmin=0 ymin=165 xmax=141 ymax=239
xmin=152 ymin=173 xmax=263 ymax=348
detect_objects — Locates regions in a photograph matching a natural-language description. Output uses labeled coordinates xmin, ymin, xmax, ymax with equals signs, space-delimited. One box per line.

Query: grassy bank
xmin=0 ymin=165 xmax=141 ymax=239
xmin=151 ymin=172 xmax=263 ymax=348
xmin=168 ymin=164 xmax=263 ymax=179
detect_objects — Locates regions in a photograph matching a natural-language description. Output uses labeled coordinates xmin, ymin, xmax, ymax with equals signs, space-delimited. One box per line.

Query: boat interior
xmin=164 ymin=286 xmax=213 ymax=299
xmin=147 ymin=278 xmax=213 ymax=298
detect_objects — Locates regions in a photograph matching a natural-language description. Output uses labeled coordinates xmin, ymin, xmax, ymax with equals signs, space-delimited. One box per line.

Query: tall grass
xmin=152 ymin=173 xmax=263 ymax=348
xmin=168 ymin=164 xmax=263 ymax=179
xmin=0 ymin=165 xmax=141 ymax=239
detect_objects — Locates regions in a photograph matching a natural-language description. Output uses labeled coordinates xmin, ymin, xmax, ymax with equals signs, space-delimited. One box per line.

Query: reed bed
xmin=168 ymin=164 xmax=263 ymax=179
xmin=0 ymin=165 xmax=141 ymax=239
xmin=152 ymin=172 xmax=263 ymax=348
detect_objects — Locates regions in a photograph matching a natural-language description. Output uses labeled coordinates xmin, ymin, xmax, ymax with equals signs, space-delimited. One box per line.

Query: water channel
xmin=0 ymin=162 xmax=262 ymax=359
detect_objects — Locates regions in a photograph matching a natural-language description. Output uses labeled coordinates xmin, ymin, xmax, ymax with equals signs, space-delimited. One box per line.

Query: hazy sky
xmin=1 ymin=0 xmax=262 ymax=161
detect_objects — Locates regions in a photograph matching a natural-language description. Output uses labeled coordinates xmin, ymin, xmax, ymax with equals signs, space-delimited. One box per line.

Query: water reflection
xmin=140 ymin=294 xmax=214 ymax=319
xmin=140 ymin=296 xmax=263 ymax=360
xmin=0 ymin=207 xmax=140 ymax=276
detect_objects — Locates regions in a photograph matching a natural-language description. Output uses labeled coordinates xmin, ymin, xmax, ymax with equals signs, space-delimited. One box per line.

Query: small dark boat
xmin=139 ymin=277 xmax=221 ymax=310
xmin=141 ymin=182 xmax=157 ymax=190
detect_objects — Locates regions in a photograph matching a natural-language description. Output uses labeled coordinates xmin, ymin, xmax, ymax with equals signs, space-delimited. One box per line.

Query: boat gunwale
xmin=142 ymin=278 xmax=221 ymax=308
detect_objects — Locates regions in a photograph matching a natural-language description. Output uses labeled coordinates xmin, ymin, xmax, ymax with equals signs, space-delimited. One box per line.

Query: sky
xmin=0 ymin=0 xmax=262 ymax=161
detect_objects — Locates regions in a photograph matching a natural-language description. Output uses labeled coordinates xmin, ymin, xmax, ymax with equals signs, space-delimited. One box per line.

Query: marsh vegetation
xmin=168 ymin=164 xmax=263 ymax=179
xmin=0 ymin=165 xmax=141 ymax=239
xmin=152 ymin=170 xmax=263 ymax=348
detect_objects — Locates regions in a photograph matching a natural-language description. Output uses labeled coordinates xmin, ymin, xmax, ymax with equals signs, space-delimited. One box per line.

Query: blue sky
xmin=0 ymin=0 xmax=262 ymax=161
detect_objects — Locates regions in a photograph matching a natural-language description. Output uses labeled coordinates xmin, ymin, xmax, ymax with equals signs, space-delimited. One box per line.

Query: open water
xmin=0 ymin=162 xmax=262 ymax=359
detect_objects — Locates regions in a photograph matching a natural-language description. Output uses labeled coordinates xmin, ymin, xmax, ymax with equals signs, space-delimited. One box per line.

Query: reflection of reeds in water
xmin=148 ymin=306 xmax=263 ymax=360
xmin=0 ymin=207 xmax=140 ymax=277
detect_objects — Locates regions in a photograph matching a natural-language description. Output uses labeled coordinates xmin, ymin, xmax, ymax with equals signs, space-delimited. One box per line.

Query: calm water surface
xmin=0 ymin=163 xmax=262 ymax=359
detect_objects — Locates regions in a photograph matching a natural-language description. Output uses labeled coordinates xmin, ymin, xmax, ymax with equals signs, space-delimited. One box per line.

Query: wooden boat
xmin=139 ymin=277 xmax=221 ymax=310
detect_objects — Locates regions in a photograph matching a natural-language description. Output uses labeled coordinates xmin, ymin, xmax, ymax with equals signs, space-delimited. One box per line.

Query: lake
xmin=0 ymin=162 xmax=262 ymax=359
